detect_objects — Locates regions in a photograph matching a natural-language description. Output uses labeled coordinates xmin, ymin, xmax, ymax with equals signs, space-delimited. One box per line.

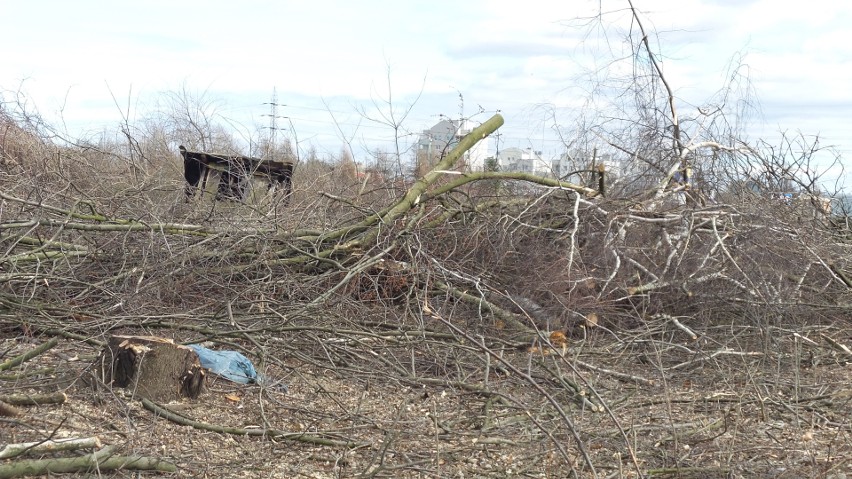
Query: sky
xmin=2 ymin=0 xmax=851 ymax=190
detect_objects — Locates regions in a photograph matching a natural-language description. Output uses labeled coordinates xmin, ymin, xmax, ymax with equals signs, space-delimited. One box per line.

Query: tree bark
xmin=0 ymin=452 xmax=176 ymax=478
xmin=0 ymin=437 xmax=102 ymax=459
xmin=95 ymin=335 xmax=205 ymax=402
xmin=0 ymin=392 xmax=66 ymax=406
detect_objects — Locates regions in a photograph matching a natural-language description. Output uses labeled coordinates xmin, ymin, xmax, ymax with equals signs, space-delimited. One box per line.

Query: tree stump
xmin=95 ymin=335 xmax=205 ymax=402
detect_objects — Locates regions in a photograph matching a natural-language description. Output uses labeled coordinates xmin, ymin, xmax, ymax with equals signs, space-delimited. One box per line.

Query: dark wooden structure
xmin=179 ymin=145 xmax=294 ymax=202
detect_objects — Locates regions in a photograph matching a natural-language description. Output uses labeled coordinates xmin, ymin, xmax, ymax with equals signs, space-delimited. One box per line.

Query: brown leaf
xmin=585 ymin=313 xmax=599 ymax=328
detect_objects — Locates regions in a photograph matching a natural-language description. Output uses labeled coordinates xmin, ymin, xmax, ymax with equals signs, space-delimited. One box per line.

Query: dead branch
xmin=821 ymin=334 xmax=852 ymax=358
xmin=0 ymin=449 xmax=176 ymax=478
xmin=0 ymin=338 xmax=59 ymax=372
xmin=0 ymin=392 xmax=67 ymax=406
xmin=0 ymin=437 xmax=102 ymax=459
xmin=573 ymin=358 xmax=654 ymax=386
xmin=141 ymin=398 xmax=367 ymax=448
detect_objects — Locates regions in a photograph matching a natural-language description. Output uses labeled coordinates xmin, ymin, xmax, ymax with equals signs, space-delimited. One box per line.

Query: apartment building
xmin=416 ymin=119 xmax=490 ymax=171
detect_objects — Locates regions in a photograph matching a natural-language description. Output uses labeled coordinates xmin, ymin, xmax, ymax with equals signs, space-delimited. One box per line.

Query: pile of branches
xmin=0 ymin=114 xmax=850 ymax=341
xmin=1 ymin=112 xmax=851 ymax=476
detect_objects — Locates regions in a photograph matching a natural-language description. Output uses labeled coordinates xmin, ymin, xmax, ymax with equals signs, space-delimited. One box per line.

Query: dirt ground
xmin=1 ymin=312 xmax=850 ymax=479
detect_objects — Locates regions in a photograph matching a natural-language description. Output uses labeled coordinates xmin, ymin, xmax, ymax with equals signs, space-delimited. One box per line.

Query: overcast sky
xmin=2 ymin=0 xmax=851 ymax=189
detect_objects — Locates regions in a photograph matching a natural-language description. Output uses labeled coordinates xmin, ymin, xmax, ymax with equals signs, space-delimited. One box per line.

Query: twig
xmin=658 ymin=314 xmax=698 ymax=341
xmin=432 ymin=280 xmax=531 ymax=333
xmin=425 ymin=306 xmax=597 ymax=477
xmin=574 ymin=359 xmax=654 ymax=386
xmin=821 ymin=334 xmax=852 ymax=357
xmin=667 ymin=349 xmax=763 ymax=371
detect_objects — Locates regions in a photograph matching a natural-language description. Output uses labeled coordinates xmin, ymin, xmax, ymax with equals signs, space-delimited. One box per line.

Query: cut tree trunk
xmin=94 ymin=335 xmax=205 ymax=402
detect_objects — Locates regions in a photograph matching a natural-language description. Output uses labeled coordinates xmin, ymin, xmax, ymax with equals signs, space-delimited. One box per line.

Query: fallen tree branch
xmin=432 ymin=280 xmax=531 ymax=334
xmin=821 ymin=334 xmax=852 ymax=358
xmin=574 ymin=359 xmax=655 ymax=386
xmin=657 ymin=314 xmax=698 ymax=341
xmin=646 ymin=466 xmax=731 ymax=477
xmin=0 ymin=392 xmax=68 ymax=406
xmin=0 ymin=367 xmax=56 ymax=381
xmin=141 ymin=398 xmax=366 ymax=448
xmin=0 ymin=338 xmax=60 ymax=372
xmin=0 ymin=449 xmax=176 ymax=478
xmin=0 ymin=437 xmax=102 ymax=459
xmin=421 ymin=171 xmax=599 ymax=201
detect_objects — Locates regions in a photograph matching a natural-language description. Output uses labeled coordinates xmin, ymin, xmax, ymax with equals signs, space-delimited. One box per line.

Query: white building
xmin=416 ymin=119 xmax=490 ymax=171
xmin=497 ymin=147 xmax=546 ymax=175
xmin=551 ymin=150 xmax=620 ymax=179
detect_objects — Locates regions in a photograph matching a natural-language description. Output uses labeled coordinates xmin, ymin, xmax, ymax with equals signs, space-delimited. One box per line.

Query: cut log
xmin=0 ymin=391 xmax=67 ymax=406
xmin=0 ymin=437 xmax=102 ymax=459
xmin=95 ymin=335 xmax=205 ymax=402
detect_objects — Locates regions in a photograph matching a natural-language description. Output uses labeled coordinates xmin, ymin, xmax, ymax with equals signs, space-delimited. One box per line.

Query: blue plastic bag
xmin=188 ymin=344 xmax=259 ymax=384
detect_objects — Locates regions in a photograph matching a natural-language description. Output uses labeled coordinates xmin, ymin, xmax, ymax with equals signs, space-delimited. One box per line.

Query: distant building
xmin=497 ymin=147 xmax=546 ymax=175
xmin=494 ymin=147 xmax=620 ymax=179
xmin=551 ymin=150 xmax=619 ymax=179
xmin=416 ymin=119 xmax=490 ymax=171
